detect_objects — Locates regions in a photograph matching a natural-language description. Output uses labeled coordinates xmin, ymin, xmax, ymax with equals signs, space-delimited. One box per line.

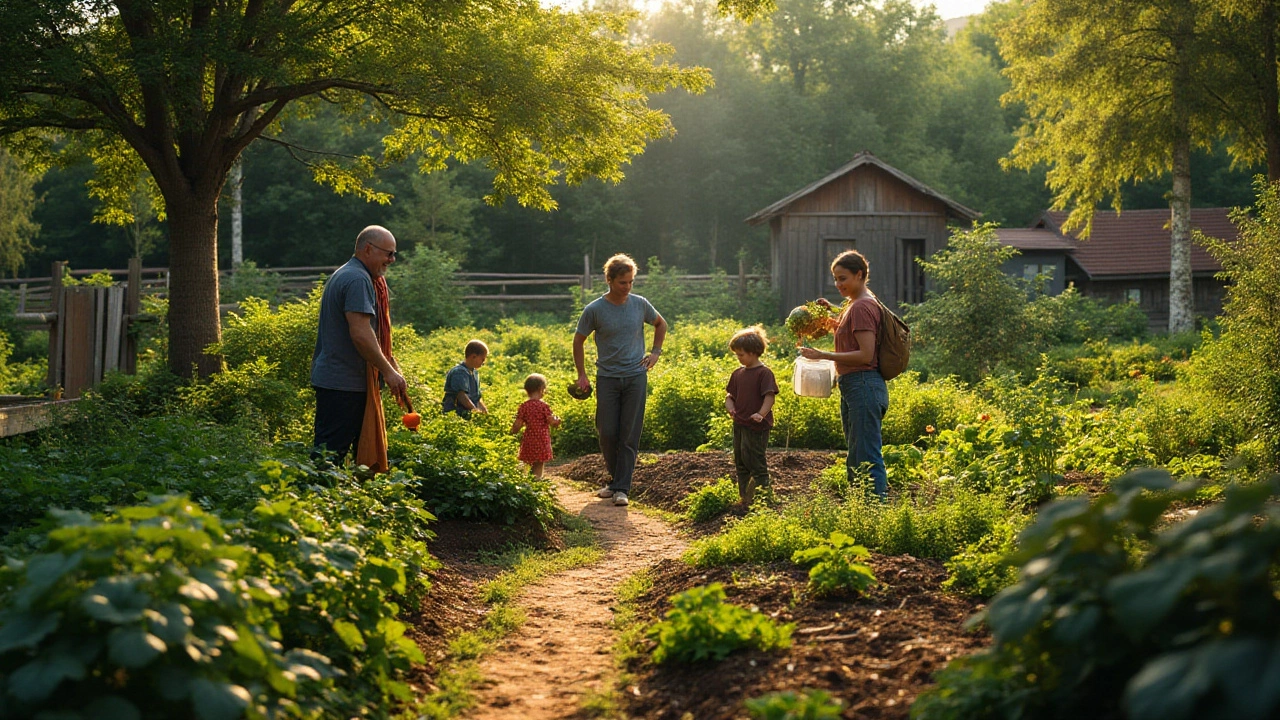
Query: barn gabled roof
xmin=744 ymin=151 xmax=981 ymax=225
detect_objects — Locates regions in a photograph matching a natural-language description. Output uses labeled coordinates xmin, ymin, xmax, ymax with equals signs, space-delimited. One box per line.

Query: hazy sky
xmin=541 ymin=0 xmax=991 ymax=21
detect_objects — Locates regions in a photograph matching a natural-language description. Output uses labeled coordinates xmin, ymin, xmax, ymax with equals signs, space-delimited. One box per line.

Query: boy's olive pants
xmin=732 ymin=424 xmax=770 ymax=501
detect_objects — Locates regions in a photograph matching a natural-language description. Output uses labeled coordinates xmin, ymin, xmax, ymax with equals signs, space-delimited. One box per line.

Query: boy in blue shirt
xmin=442 ymin=339 xmax=489 ymax=418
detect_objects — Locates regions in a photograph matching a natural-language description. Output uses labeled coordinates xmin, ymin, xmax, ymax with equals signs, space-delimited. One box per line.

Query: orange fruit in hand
xmin=402 ymin=412 xmax=421 ymax=430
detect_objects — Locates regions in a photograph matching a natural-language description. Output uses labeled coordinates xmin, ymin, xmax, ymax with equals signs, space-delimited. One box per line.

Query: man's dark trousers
xmin=312 ymin=387 xmax=367 ymax=464
xmin=596 ymin=373 xmax=647 ymax=493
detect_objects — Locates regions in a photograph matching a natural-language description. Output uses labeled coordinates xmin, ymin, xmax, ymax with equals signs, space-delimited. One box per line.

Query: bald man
xmin=310 ymin=225 xmax=408 ymax=464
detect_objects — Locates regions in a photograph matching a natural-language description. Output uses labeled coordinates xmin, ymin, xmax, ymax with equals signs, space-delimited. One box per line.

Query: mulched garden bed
xmin=559 ymin=450 xmax=839 ymax=514
xmin=622 ymin=554 xmax=988 ymax=719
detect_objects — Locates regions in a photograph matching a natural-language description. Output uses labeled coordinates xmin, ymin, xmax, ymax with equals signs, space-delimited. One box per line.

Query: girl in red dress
xmin=511 ymin=373 xmax=561 ymax=478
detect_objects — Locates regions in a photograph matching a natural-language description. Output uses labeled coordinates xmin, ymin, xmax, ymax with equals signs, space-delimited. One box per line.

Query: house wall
xmin=770 ymin=165 xmax=951 ymax=316
xmin=1071 ymin=276 xmax=1226 ymax=333
xmin=1002 ymin=251 xmax=1067 ymax=296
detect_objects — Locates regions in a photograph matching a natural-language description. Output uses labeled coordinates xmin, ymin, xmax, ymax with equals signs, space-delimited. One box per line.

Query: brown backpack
xmin=875 ymin=300 xmax=911 ymax=381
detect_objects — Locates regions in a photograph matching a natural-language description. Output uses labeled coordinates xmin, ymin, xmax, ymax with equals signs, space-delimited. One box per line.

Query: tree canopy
xmin=0 ymin=0 xmax=723 ymax=376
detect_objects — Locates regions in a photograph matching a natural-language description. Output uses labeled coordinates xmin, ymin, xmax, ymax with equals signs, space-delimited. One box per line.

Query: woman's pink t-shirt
xmin=833 ymin=295 xmax=881 ymax=375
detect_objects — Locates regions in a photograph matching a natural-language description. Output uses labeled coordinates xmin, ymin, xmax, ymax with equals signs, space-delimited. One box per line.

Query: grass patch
xmin=419 ymin=524 xmax=604 ymax=718
xmin=578 ymin=569 xmax=656 ymax=718
xmin=684 ymin=489 xmax=1015 ymax=568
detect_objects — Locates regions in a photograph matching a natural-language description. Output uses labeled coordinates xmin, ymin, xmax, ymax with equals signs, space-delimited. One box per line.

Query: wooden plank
xmin=92 ymin=287 xmax=105 ymax=385
xmin=105 ymin=286 xmax=124 ymax=374
xmin=47 ymin=261 xmax=65 ymax=391
xmin=0 ymin=399 xmax=79 ymax=437
xmin=124 ymin=258 xmax=140 ymax=375
xmin=62 ymin=288 xmax=94 ymax=399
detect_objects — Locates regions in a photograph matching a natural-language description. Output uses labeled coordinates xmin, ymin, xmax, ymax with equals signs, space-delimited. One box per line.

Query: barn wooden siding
xmin=769 ymin=164 xmax=952 ymax=315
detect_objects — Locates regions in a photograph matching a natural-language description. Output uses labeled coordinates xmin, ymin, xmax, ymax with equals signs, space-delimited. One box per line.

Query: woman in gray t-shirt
xmin=573 ymin=254 xmax=668 ymax=506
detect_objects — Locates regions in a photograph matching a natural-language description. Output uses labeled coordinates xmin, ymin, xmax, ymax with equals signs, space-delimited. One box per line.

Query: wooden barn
xmin=745 ymin=152 xmax=980 ymax=316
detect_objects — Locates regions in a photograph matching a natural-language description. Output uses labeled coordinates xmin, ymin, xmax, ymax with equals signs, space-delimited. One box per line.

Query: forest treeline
xmin=9 ymin=0 xmax=1260 ymax=277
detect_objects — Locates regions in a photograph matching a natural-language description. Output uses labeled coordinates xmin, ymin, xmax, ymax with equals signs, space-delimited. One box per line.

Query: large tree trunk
xmin=1169 ymin=135 xmax=1194 ymax=334
xmin=166 ymin=193 xmax=223 ymax=378
xmin=1265 ymin=0 xmax=1280 ymax=181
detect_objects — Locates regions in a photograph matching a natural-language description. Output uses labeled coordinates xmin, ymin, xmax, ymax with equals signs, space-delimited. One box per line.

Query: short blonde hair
xmin=729 ymin=326 xmax=768 ymax=356
xmin=603 ymin=253 xmax=638 ymax=281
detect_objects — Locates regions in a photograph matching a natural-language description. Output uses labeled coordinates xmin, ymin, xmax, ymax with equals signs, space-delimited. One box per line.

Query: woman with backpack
xmin=799 ymin=249 xmax=890 ymax=500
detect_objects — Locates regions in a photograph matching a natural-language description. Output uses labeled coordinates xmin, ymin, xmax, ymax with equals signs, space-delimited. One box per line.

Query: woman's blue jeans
xmin=838 ymin=370 xmax=889 ymax=499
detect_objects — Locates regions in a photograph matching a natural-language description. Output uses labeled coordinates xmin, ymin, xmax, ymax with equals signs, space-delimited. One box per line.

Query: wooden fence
xmin=2 ymin=257 xmax=768 ymax=398
xmin=3 ymin=256 xmax=769 ymax=310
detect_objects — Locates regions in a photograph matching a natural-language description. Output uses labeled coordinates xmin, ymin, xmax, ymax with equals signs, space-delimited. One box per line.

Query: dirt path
xmin=468 ymin=478 xmax=687 ymax=719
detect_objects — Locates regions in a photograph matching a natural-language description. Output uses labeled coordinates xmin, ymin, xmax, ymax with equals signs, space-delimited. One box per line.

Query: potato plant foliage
xmin=648 ymin=583 xmax=794 ymax=664
xmin=913 ymin=471 xmax=1280 ymax=720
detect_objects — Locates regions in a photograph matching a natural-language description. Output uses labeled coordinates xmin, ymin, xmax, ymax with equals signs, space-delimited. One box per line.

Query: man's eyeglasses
xmin=366 ymin=241 xmax=398 ymax=260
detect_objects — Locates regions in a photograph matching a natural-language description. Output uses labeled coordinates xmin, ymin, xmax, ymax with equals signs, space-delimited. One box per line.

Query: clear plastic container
xmin=792 ymin=357 xmax=837 ymax=398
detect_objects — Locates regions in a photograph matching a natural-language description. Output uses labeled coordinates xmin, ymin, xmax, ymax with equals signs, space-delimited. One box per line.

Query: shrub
xmin=791 ymin=532 xmax=877 ymax=598
xmin=882 ymin=373 xmax=985 ymax=445
xmin=1026 ymin=285 xmax=1147 ymax=344
xmin=912 ymin=471 xmax=1280 ymax=720
xmin=643 ymin=355 xmax=734 ymax=450
xmin=647 ymin=583 xmax=794 ymax=664
xmin=385 ymin=245 xmax=470 ymax=333
xmin=178 ymin=357 xmax=310 ymax=440
xmin=681 ymin=476 xmax=740 ymax=522
xmin=216 ymin=290 xmax=320 ymax=390
xmin=745 ymin=689 xmax=844 ymax=720
xmin=906 ymin=224 xmax=1037 ymax=382
xmin=0 ymin=497 xmax=336 ymax=720
xmin=387 ymin=415 xmax=558 ymax=527
xmin=220 ymin=259 xmax=285 ymax=304
xmin=1191 ymin=180 xmax=1280 ymax=469
xmin=636 ymin=257 xmax=779 ymax=325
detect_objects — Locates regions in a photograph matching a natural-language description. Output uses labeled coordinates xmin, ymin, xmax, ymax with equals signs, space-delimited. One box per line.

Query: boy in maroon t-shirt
xmin=725 ymin=326 xmax=780 ymax=505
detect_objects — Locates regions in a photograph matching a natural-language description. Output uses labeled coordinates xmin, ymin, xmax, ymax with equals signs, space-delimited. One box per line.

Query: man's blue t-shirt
xmin=575 ymin=294 xmax=659 ymax=378
xmin=442 ymin=362 xmax=481 ymax=418
xmin=310 ymin=257 xmax=377 ymax=392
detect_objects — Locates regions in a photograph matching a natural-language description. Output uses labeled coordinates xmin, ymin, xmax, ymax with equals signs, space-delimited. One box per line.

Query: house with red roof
xmin=995 ymin=209 xmax=1237 ymax=332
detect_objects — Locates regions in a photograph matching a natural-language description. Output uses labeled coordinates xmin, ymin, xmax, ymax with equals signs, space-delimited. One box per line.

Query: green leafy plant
xmin=791 ymin=532 xmax=876 ymax=598
xmin=680 ymin=476 xmax=740 ymax=522
xmin=913 ymin=471 xmax=1280 ymax=720
xmin=388 ymin=415 xmax=558 ymax=527
xmin=0 ymin=496 xmax=336 ymax=720
xmin=647 ymin=583 xmax=794 ymax=664
xmin=745 ymin=689 xmax=844 ymax=720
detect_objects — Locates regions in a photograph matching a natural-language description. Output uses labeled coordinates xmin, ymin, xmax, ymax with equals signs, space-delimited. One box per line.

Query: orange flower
xmin=925 ymin=425 xmax=936 ymax=434
xmin=979 ymin=413 xmax=990 ymax=422
xmin=1129 ymin=368 xmax=1143 ymax=378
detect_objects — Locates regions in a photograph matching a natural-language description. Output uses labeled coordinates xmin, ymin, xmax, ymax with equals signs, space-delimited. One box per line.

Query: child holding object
xmin=725 ymin=326 xmax=779 ymax=505
xmin=442 ymin=339 xmax=489 ymax=419
xmin=512 ymin=373 xmax=561 ymax=478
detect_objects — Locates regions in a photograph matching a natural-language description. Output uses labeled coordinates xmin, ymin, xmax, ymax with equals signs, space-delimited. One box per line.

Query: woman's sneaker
xmin=597 ymin=487 xmax=615 ymax=498
xmin=613 ymin=492 xmax=629 ymax=506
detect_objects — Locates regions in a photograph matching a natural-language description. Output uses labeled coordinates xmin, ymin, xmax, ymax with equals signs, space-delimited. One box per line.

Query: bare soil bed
xmin=559 ymin=450 xmax=839 ymax=514
xmin=623 ymin=555 xmax=988 ymax=719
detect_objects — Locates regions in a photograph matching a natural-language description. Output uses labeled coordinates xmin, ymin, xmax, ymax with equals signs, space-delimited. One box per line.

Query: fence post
xmin=581 ymin=254 xmax=591 ymax=303
xmin=124 ymin=257 xmax=141 ymax=374
xmin=17 ymin=283 xmax=25 ymax=314
xmin=738 ymin=257 xmax=747 ymax=300
xmin=46 ymin=261 xmax=65 ymax=393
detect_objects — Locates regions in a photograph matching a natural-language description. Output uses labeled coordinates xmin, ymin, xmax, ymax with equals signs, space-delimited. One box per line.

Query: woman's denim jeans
xmin=838 ymin=370 xmax=889 ymax=499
